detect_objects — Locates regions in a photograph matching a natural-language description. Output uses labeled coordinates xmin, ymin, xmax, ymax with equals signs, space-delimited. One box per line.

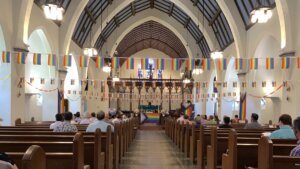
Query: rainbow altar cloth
xmin=144 ymin=113 xmax=160 ymax=123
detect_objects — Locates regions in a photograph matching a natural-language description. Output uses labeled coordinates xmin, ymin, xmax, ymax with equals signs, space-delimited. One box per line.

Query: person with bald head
xmin=86 ymin=111 xmax=114 ymax=132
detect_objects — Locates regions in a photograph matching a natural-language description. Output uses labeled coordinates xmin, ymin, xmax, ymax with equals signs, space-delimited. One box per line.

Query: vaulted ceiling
xmin=116 ymin=20 xmax=188 ymax=59
xmin=34 ymin=0 xmax=277 ymax=58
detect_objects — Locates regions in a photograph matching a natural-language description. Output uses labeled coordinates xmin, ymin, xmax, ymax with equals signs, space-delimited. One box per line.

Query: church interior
xmin=0 ymin=0 xmax=300 ymax=168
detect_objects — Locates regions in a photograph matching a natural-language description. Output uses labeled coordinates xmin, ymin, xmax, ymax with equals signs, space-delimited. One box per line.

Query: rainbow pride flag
xmin=187 ymin=58 xmax=195 ymax=70
xmin=33 ymin=53 xmax=41 ymax=65
xmin=266 ymin=57 xmax=274 ymax=70
xmin=111 ymin=57 xmax=119 ymax=69
xmin=203 ymin=59 xmax=210 ymax=70
xmin=17 ymin=52 xmax=26 ymax=64
xmin=126 ymin=58 xmax=134 ymax=69
xmin=298 ymin=57 xmax=300 ymax=69
xmin=235 ymin=58 xmax=243 ymax=70
xmin=239 ymin=93 xmax=247 ymax=120
xmin=217 ymin=58 xmax=227 ymax=70
xmin=79 ymin=55 xmax=88 ymax=68
xmin=281 ymin=57 xmax=290 ymax=69
xmin=156 ymin=58 xmax=165 ymax=70
xmin=249 ymin=58 xmax=258 ymax=70
xmin=141 ymin=58 xmax=149 ymax=69
xmin=145 ymin=113 xmax=160 ymax=123
xmin=96 ymin=56 xmax=104 ymax=68
xmin=47 ymin=54 xmax=56 ymax=66
xmin=171 ymin=58 xmax=180 ymax=70
xmin=2 ymin=51 xmax=10 ymax=63
xmin=64 ymin=55 xmax=72 ymax=67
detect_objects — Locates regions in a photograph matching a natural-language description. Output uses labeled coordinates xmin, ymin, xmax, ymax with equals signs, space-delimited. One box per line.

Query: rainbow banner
xmin=96 ymin=56 xmax=104 ymax=68
xmin=17 ymin=52 xmax=26 ymax=64
xmin=187 ymin=58 xmax=195 ymax=71
xmin=281 ymin=57 xmax=290 ymax=69
xmin=2 ymin=51 xmax=10 ymax=63
xmin=217 ymin=58 xmax=227 ymax=70
xmin=171 ymin=58 xmax=180 ymax=70
xmin=126 ymin=58 xmax=134 ymax=69
xmin=33 ymin=53 xmax=41 ymax=65
xmin=203 ymin=59 xmax=211 ymax=70
xmin=47 ymin=54 xmax=56 ymax=66
xmin=184 ymin=105 xmax=193 ymax=117
xmin=156 ymin=58 xmax=165 ymax=70
xmin=141 ymin=58 xmax=149 ymax=69
xmin=266 ymin=57 xmax=274 ymax=70
xmin=111 ymin=57 xmax=119 ymax=69
xmin=239 ymin=93 xmax=247 ymax=120
xmin=235 ymin=58 xmax=243 ymax=70
xmin=64 ymin=55 xmax=72 ymax=67
xmin=249 ymin=58 xmax=258 ymax=70
xmin=145 ymin=113 xmax=160 ymax=123
xmin=298 ymin=57 xmax=300 ymax=69
xmin=79 ymin=55 xmax=88 ymax=68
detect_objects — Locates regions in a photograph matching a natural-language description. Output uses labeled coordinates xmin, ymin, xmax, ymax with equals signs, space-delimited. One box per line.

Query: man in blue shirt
xmin=86 ymin=111 xmax=114 ymax=132
xmin=290 ymin=117 xmax=300 ymax=156
xmin=270 ymin=114 xmax=296 ymax=139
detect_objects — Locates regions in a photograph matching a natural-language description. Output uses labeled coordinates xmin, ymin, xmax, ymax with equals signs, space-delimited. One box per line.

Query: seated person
xmin=177 ymin=113 xmax=185 ymax=123
xmin=0 ymin=152 xmax=18 ymax=169
xmin=73 ymin=112 xmax=81 ymax=124
xmin=200 ymin=115 xmax=208 ymax=125
xmin=195 ymin=116 xmax=201 ymax=128
xmin=244 ymin=113 xmax=262 ymax=129
xmin=231 ymin=115 xmax=240 ymax=124
xmin=219 ymin=116 xmax=232 ymax=128
xmin=89 ymin=112 xmax=97 ymax=123
xmin=183 ymin=115 xmax=191 ymax=125
xmin=270 ymin=114 xmax=296 ymax=139
xmin=290 ymin=117 xmax=300 ymax=156
xmin=79 ymin=112 xmax=90 ymax=125
xmin=207 ymin=115 xmax=217 ymax=125
xmin=53 ymin=112 xmax=78 ymax=132
xmin=86 ymin=111 xmax=115 ymax=132
xmin=49 ymin=113 xmax=63 ymax=129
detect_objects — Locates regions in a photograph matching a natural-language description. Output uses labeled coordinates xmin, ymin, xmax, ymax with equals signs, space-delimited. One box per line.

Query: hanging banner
xmin=2 ymin=51 xmax=10 ymax=63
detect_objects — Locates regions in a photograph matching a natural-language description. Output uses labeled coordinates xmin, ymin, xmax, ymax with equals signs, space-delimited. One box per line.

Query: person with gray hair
xmin=86 ymin=111 xmax=114 ymax=132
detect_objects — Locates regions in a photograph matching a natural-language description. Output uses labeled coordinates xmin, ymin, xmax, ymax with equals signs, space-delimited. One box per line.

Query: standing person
xmin=244 ymin=113 xmax=263 ymax=129
xmin=50 ymin=113 xmax=63 ymax=129
xmin=270 ymin=114 xmax=296 ymax=139
xmin=219 ymin=116 xmax=232 ymax=128
xmin=290 ymin=117 xmax=300 ymax=156
xmin=86 ymin=111 xmax=114 ymax=132
xmin=53 ymin=112 xmax=78 ymax=132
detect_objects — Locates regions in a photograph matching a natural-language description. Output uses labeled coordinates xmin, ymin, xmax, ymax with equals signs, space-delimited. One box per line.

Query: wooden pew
xmin=222 ymin=130 xmax=298 ymax=169
xmin=7 ymin=145 xmax=46 ymax=169
xmin=0 ymin=130 xmax=106 ymax=169
xmin=3 ymin=133 xmax=84 ymax=169
xmin=257 ymin=136 xmax=300 ymax=169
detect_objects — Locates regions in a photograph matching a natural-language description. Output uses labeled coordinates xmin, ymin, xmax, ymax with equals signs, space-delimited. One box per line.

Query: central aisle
xmin=120 ymin=130 xmax=196 ymax=169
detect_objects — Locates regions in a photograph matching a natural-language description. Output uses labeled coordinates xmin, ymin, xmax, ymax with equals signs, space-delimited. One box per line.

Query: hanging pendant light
xmin=83 ymin=26 xmax=98 ymax=57
xmin=43 ymin=0 xmax=64 ymax=21
xmin=250 ymin=0 xmax=272 ymax=23
xmin=183 ymin=77 xmax=191 ymax=84
xmin=210 ymin=50 xmax=223 ymax=60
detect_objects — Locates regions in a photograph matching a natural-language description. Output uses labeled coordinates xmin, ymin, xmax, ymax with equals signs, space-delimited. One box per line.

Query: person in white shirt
xmin=86 ymin=111 xmax=114 ymax=132
xmin=49 ymin=113 xmax=63 ymax=129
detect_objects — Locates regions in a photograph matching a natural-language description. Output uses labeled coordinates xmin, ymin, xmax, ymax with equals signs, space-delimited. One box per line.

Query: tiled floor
xmin=119 ymin=130 xmax=197 ymax=169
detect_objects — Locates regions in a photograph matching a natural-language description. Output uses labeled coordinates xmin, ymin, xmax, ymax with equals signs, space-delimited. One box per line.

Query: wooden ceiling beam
xmin=131 ymin=2 xmax=136 ymax=16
